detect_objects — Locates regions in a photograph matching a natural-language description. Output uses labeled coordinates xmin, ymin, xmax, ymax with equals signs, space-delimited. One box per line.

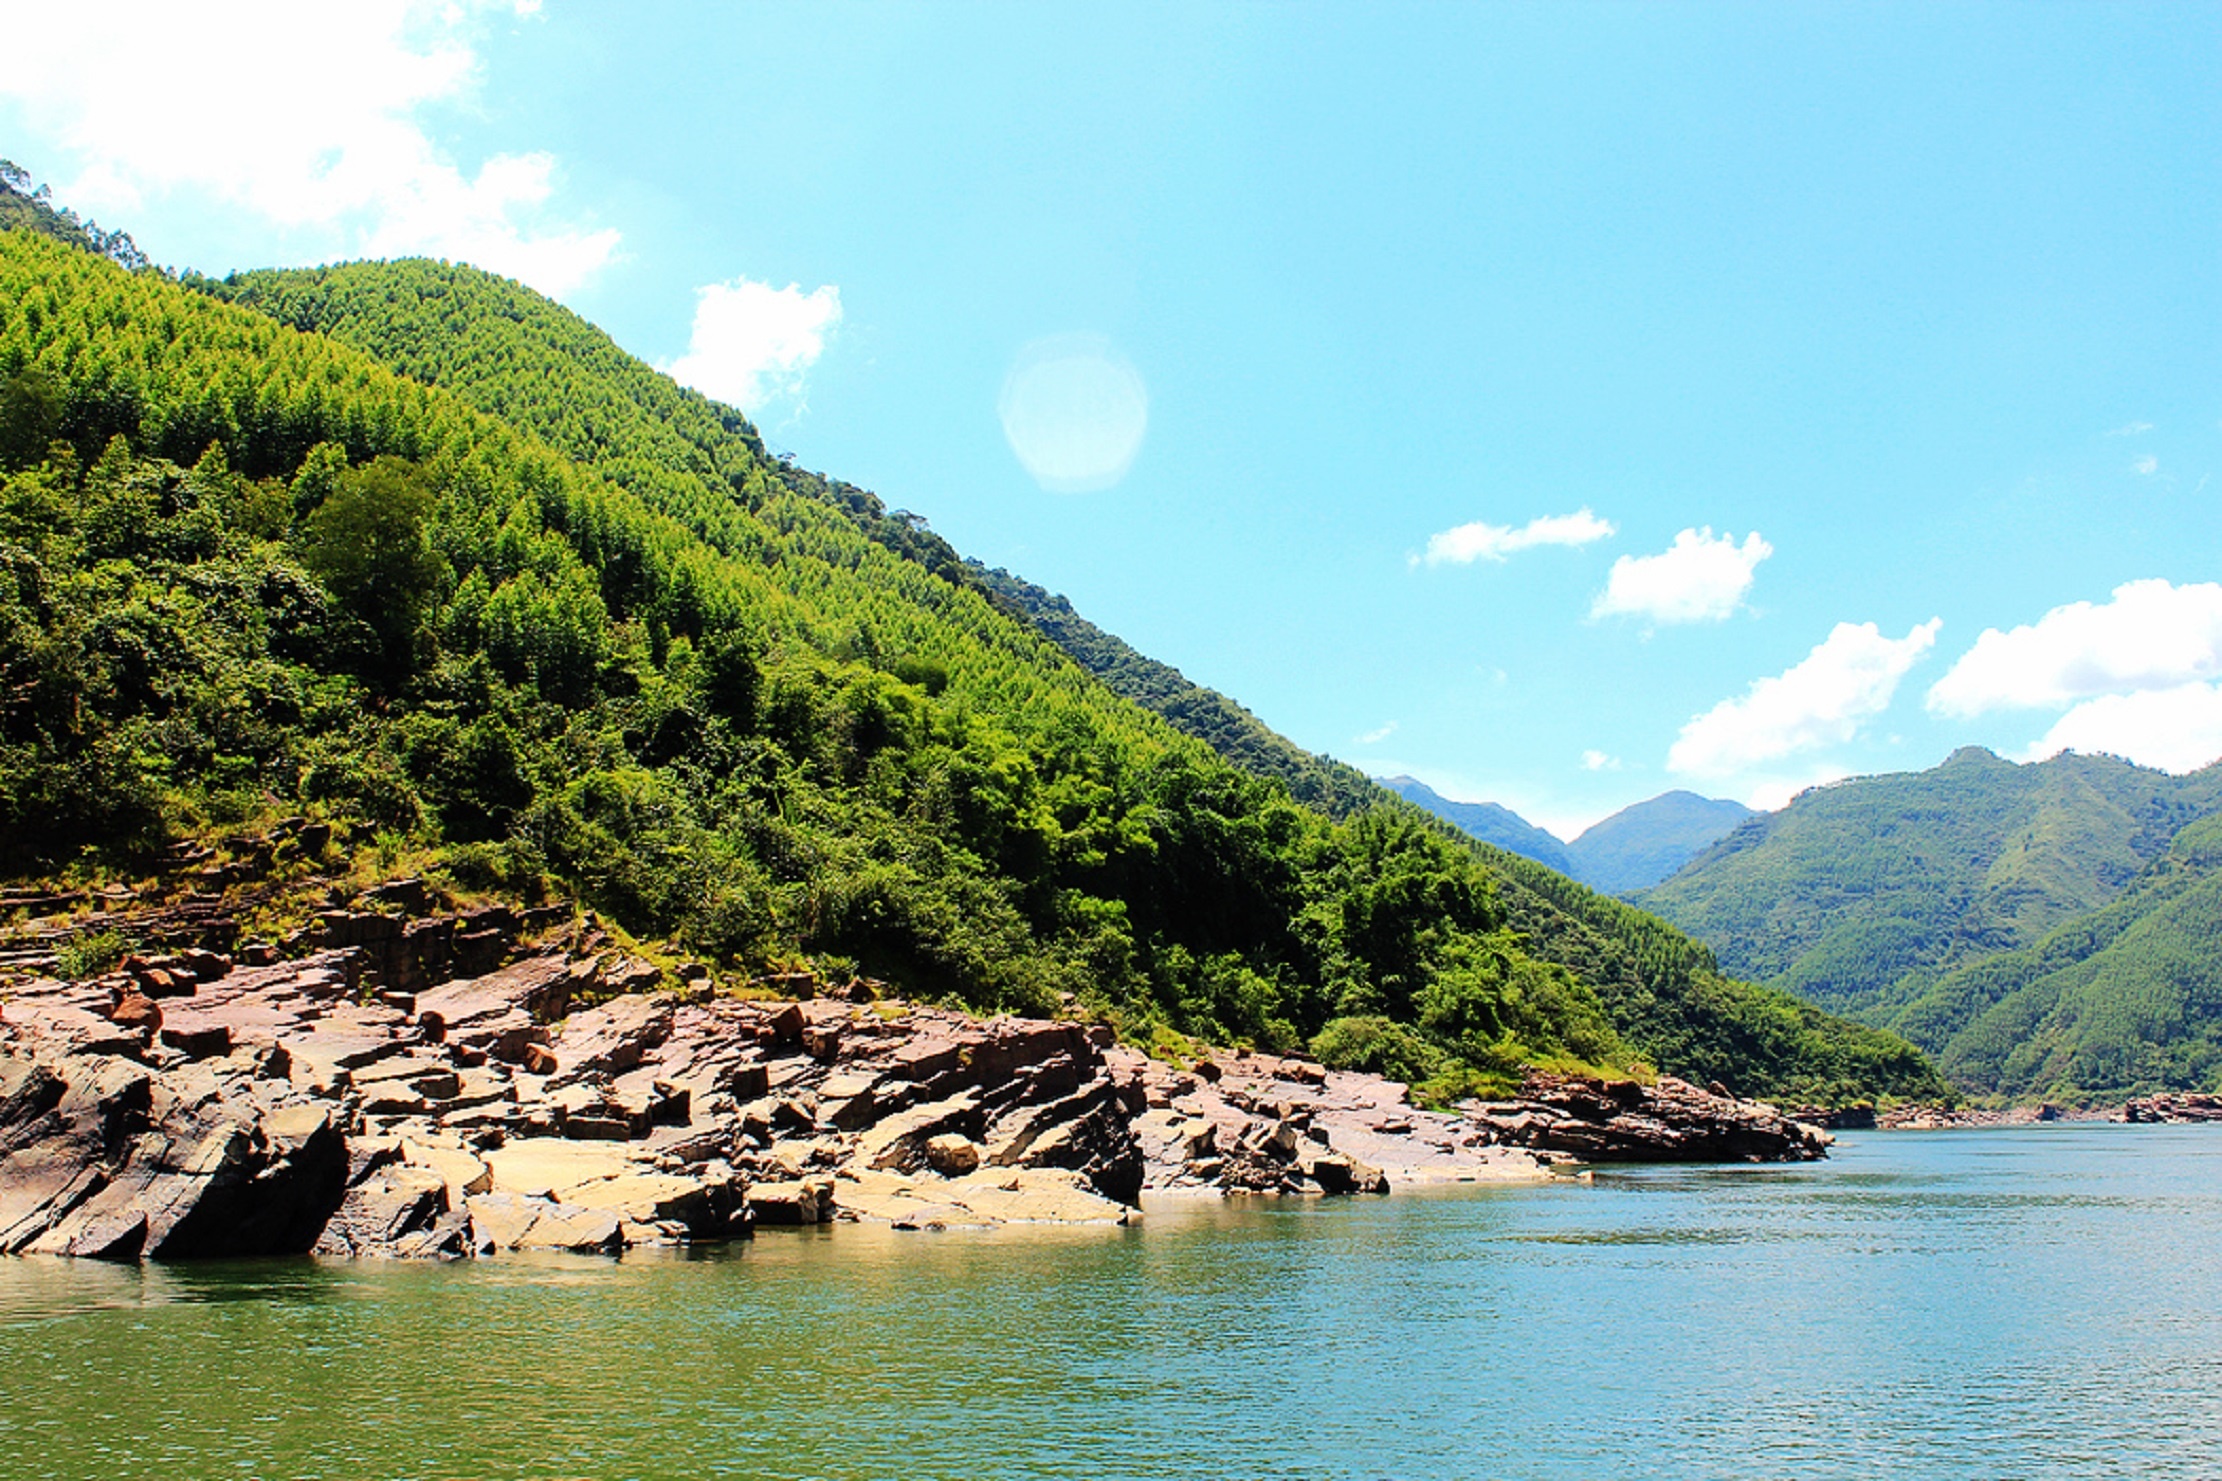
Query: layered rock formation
xmin=2 ymin=880 xmax=1847 ymax=1261
xmin=1123 ymin=1049 xmax=1549 ymax=1194
xmin=2 ymin=930 xmax=1155 ymax=1254
xmin=2123 ymin=1092 xmax=2222 ymax=1124
xmin=1465 ymin=1073 xmax=1834 ymax=1163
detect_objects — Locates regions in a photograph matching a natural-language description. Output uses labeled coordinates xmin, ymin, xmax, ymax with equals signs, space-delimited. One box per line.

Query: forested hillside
xmin=0 ymin=229 xmax=1938 ymax=1104
xmin=964 ymin=563 xmax=1386 ymax=820
xmin=1901 ymin=812 xmax=2222 ymax=1097
xmin=1640 ymin=747 xmax=2222 ymax=1010
xmin=1637 ymin=746 xmax=2222 ymax=1099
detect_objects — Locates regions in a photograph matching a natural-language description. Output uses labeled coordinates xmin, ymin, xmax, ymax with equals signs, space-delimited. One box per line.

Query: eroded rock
xmin=1465 ymin=1073 xmax=1833 ymax=1163
xmin=1 ymin=884 xmax=1844 ymax=1262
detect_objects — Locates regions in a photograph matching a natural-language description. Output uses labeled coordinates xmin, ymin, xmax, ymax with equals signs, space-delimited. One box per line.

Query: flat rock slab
xmin=835 ymin=1165 xmax=1132 ymax=1228
xmin=398 ymin=1137 xmax=492 ymax=1205
xmin=481 ymin=1139 xmax=640 ymax=1199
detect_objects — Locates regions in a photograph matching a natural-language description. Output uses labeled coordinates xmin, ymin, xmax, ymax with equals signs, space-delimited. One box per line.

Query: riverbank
xmin=1 ymin=879 xmax=1840 ymax=1259
xmin=1871 ymin=1096 xmax=2222 ymax=1129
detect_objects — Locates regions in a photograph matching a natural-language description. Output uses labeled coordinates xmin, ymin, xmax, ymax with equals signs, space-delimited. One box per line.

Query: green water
xmin=3 ymin=1124 xmax=2218 ymax=1479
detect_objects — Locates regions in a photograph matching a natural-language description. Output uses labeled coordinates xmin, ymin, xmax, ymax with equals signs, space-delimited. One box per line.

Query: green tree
xmin=296 ymin=455 xmax=444 ymax=687
xmin=0 ymin=368 xmax=62 ymax=470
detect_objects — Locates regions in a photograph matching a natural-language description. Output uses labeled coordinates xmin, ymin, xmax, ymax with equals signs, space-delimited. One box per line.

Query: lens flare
xmin=998 ymin=334 xmax=1148 ymax=493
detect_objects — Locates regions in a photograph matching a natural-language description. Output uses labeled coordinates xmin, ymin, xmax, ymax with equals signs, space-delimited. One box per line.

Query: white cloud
xmin=2132 ymin=454 xmax=2160 ymax=476
xmin=1418 ymin=509 xmax=1615 ymax=567
xmin=2020 ymin=683 xmax=2222 ymax=774
xmin=1742 ymin=764 xmax=1857 ymax=814
xmin=1580 ymin=749 xmax=1621 ymax=772
xmin=0 ymin=1 xmax=617 ymax=299
xmin=1668 ymin=619 xmax=1942 ymax=777
xmin=1926 ymin=580 xmax=2222 ymax=717
xmin=1356 ymin=722 xmax=1398 ymax=745
xmin=663 ymin=278 xmax=843 ymax=416
xmin=1592 ymin=527 xmax=1772 ymax=624
xmin=2108 ymin=421 xmax=2155 ymax=436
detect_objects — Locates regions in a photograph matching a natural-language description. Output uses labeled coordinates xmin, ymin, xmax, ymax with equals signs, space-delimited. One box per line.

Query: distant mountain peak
xmin=1944 ymin=744 xmax=2006 ymax=767
xmin=1374 ymin=777 xmax=1577 ymax=878
xmin=1568 ymin=792 xmax=1756 ymax=894
xmin=1374 ymin=778 xmax=1752 ymax=895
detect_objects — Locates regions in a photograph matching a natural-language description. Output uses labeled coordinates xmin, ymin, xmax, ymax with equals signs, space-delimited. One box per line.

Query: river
xmin=1 ymin=1123 xmax=2216 ymax=1480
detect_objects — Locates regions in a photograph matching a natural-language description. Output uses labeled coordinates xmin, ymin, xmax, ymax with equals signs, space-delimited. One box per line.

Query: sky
xmin=5 ymin=1 xmax=2219 ymax=837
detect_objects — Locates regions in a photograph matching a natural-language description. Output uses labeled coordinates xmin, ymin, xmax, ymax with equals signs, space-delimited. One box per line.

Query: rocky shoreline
xmin=4 ymin=878 xmax=1836 ymax=1261
xmin=2122 ymin=1092 xmax=2222 ymax=1124
xmin=1872 ymin=1098 xmax=2222 ymax=1129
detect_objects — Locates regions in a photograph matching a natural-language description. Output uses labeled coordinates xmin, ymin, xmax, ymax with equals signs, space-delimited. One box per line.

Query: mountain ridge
xmin=1377 ymin=776 xmax=1753 ymax=895
xmin=1377 ymin=776 xmax=1579 ymax=878
xmin=1636 ymin=746 xmax=2222 ymax=1098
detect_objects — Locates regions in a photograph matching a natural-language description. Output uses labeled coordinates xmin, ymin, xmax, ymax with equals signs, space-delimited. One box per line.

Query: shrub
xmin=1310 ymin=1014 xmax=1445 ymax=1085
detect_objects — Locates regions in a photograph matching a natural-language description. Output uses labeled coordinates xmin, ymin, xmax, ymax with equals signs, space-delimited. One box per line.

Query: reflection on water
xmin=2 ymin=1124 xmax=2219 ymax=1479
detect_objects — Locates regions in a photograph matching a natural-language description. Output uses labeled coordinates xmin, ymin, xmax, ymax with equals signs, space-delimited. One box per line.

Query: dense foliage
xmin=0 ymin=230 xmax=1939 ymax=1104
xmin=1896 ymin=813 xmax=2222 ymax=1098
xmin=965 ymin=565 xmax=1390 ymax=820
xmin=1639 ymin=746 xmax=2222 ymax=1098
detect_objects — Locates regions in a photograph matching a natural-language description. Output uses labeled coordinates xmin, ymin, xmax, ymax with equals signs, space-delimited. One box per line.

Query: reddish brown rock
xmin=1465 ymin=1073 xmax=1832 ymax=1163
xmin=2124 ymin=1092 xmax=2222 ymax=1124
xmin=107 ymin=992 xmax=162 ymax=1037
xmin=157 ymin=1014 xmax=233 ymax=1060
xmin=2 ymin=876 xmax=1845 ymax=1261
xmin=762 ymin=1003 xmax=806 ymax=1047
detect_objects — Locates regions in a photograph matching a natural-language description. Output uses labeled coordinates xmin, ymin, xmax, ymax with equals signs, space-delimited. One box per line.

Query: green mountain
xmin=1377 ymin=776 xmax=1579 ymax=877
xmin=1905 ymin=813 xmax=2222 ymax=1097
xmin=1568 ymin=791 xmax=1754 ymax=896
xmin=0 ymin=225 xmax=1938 ymax=1104
xmin=1636 ymin=746 xmax=2222 ymax=1098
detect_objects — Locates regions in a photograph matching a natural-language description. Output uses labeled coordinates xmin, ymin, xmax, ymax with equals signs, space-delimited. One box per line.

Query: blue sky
xmin=7 ymin=2 xmax=2219 ymax=835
